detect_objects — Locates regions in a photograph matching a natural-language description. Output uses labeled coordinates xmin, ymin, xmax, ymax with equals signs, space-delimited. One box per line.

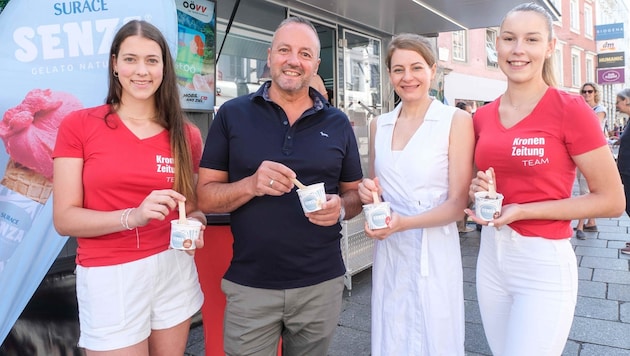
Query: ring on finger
xmin=269 ymin=179 xmax=274 ymax=187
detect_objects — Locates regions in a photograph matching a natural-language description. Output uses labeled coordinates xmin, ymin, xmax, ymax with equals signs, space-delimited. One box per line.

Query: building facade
xmin=438 ymin=0 xmax=628 ymax=131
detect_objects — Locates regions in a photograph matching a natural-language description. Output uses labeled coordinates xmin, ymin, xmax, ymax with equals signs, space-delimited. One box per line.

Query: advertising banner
xmin=595 ymin=23 xmax=624 ymax=41
xmin=175 ymin=0 xmax=216 ymax=112
xmin=597 ymin=52 xmax=625 ymax=68
xmin=596 ymin=38 xmax=624 ymax=53
xmin=597 ymin=68 xmax=625 ymax=85
xmin=0 ymin=0 xmax=177 ymax=344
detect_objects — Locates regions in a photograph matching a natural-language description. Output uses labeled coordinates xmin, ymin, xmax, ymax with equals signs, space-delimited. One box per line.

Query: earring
xmin=113 ymin=71 xmax=118 ymax=78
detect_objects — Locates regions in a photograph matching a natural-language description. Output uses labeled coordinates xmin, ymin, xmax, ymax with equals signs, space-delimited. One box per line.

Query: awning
xmin=290 ymin=0 xmax=559 ymax=35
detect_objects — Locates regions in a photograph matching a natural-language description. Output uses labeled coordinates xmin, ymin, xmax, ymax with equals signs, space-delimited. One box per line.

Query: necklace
xmin=504 ymin=92 xmax=544 ymax=111
xmin=118 ymin=112 xmax=157 ymax=122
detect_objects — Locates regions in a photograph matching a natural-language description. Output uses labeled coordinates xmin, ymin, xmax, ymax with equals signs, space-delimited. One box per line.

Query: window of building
xmin=452 ymin=30 xmax=466 ymax=62
xmin=570 ymin=0 xmax=580 ymax=33
xmin=554 ymin=44 xmax=563 ymax=87
xmin=571 ymin=48 xmax=581 ymax=88
xmin=549 ymin=0 xmax=561 ymax=11
xmin=584 ymin=4 xmax=593 ymax=38
xmin=214 ymin=1 xmax=284 ymax=106
xmin=486 ymin=29 xmax=498 ymax=69
xmin=585 ymin=54 xmax=595 ymax=83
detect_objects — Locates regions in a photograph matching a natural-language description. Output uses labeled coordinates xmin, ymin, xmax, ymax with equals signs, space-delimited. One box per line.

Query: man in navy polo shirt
xmin=196 ymin=16 xmax=363 ymax=356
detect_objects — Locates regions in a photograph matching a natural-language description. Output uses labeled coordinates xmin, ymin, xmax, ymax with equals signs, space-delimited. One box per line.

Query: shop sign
xmin=597 ymin=68 xmax=625 ymax=85
xmin=596 ymin=38 xmax=623 ymax=53
xmin=595 ymin=23 xmax=624 ymax=41
xmin=597 ymin=52 xmax=625 ymax=68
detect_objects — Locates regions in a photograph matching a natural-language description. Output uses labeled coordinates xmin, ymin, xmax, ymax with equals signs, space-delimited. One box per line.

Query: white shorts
xmin=76 ymin=249 xmax=204 ymax=351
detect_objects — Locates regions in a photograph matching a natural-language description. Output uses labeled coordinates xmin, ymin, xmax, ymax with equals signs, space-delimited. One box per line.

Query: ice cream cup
xmin=474 ymin=192 xmax=504 ymax=222
xmin=170 ymin=219 xmax=203 ymax=250
xmin=363 ymin=202 xmax=391 ymax=230
xmin=297 ymin=182 xmax=326 ymax=213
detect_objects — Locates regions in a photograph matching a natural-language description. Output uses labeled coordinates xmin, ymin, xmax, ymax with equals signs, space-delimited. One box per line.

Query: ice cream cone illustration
xmin=0 ymin=89 xmax=83 ymax=270
xmin=0 ymin=89 xmax=83 ymax=204
xmin=1 ymin=160 xmax=52 ymax=204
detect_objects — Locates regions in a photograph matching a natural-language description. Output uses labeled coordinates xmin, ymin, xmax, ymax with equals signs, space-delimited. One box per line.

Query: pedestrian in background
xmin=358 ymin=33 xmax=474 ymax=355
xmin=615 ymin=88 xmax=630 ymax=255
xmin=196 ymin=16 xmax=363 ymax=355
xmin=466 ymin=3 xmax=624 ymax=355
xmin=310 ymin=73 xmax=329 ymax=102
xmin=456 ymin=101 xmax=472 ymax=114
xmin=53 ymin=20 xmax=206 ymax=355
xmin=455 ymin=101 xmax=476 ymax=234
xmin=574 ymin=81 xmax=607 ymax=239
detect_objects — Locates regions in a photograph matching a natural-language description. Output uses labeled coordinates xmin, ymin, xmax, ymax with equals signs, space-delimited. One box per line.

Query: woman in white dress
xmin=358 ymin=33 xmax=474 ymax=355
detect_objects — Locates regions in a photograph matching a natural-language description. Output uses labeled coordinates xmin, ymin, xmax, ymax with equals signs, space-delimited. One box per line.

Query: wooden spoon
xmin=178 ymin=201 xmax=188 ymax=224
xmin=485 ymin=169 xmax=497 ymax=199
xmin=372 ymin=190 xmax=380 ymax=204
xmin=291 ymin=177 xmax=307 ymax=190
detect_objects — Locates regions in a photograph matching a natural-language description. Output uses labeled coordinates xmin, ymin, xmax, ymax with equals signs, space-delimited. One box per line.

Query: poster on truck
xmin=0 ymin=0 xmax=178 ymax=345
xmin=175 ymin=0 xmax=216 ymax=111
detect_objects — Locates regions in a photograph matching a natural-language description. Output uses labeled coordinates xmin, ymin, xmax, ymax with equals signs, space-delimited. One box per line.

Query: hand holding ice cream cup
xmin=357 ymin=177 xmax=391 ymax=230
xmin=466 ymin=168 xmax=504 ymax=227
xmin=363 ymin=192 xmax=392 ymax=230
xmin=295 ymin=180 xmax=326 ymax=214
xmin=170 ymin=201 xmax=205 ymax=254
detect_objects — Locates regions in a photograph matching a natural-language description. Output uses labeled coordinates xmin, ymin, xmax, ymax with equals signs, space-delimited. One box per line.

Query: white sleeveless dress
xmin=371 ymin=100 xmax=465 ymax=356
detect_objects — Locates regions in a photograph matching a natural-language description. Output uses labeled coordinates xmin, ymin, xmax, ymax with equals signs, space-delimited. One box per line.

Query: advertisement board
xmin=595 ymin=23 xmax=624 ymax=41
xmin=596 ymin=38 xmax=624 ymax=53
xmin=0 ymin=0 xmax=178 ymax=344
xmin=175 ymin=0 xmax=216 ymax=112
xmin=597 ymin=52 xmax=625 ymax=68
xmin=597 ymin=68 xmax=625 ymax=85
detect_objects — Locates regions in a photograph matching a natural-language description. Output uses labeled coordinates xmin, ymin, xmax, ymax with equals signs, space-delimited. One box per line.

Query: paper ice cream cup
xmin=170 ymin=219 xmax=202 ymax=250
xmin=297 ymin=182 xmax=326 ymax=213
xmin=474 ymin=192 xmax=504 ymax=222
xmin=363 ymin=202 xmax=391 ymax=230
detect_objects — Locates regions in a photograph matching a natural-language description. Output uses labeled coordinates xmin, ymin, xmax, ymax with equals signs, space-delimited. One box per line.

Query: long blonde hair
xmin=501 ymin=3 xmax=557 ymax=87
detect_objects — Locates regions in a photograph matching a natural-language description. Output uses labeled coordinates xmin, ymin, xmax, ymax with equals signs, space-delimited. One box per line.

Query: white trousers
xmin=476 ymin=226 xmax=577 ymax=356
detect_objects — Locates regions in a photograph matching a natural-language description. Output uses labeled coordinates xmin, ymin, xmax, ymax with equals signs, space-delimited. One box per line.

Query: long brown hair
xmin=106 ymin=20 xmax=196 ymax=202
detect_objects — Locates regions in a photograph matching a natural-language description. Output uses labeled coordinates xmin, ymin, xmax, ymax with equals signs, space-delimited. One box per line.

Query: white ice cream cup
xmin=363 ymin=202 xmax=391 ymax=230
xmin=474 ymin=192 xmax=504 ymax=221
xmin=170 ymin=219 xmax=203 ymax=250
xmin=297 ymin=182 xmax=326 ymax=213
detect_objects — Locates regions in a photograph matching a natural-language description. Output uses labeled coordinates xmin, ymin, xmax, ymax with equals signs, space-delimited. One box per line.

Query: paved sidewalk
xmin=186 ymin=214 xmax=630 ymax=356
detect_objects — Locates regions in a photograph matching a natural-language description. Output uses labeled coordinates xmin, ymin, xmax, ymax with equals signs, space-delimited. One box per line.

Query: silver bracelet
xmin=121 ymin=208 xmax=135 ymax=230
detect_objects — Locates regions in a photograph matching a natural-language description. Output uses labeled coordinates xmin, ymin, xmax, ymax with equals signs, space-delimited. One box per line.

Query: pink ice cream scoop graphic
xmin=0 ymin=89 xmax=83 ymax=203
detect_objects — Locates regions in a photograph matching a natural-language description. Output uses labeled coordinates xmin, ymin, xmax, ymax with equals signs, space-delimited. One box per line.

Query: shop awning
xmin=291 ymin=0 xmax=559 ymax=35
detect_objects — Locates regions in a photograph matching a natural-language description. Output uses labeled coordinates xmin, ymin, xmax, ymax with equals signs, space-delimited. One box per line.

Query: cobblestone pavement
xmin=187 ymin=215 xmax=630 ymax=356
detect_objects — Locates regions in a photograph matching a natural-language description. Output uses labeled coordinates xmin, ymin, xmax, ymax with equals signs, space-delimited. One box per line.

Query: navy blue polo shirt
xmin=200 ymin=82 xmax=363 ymax=289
